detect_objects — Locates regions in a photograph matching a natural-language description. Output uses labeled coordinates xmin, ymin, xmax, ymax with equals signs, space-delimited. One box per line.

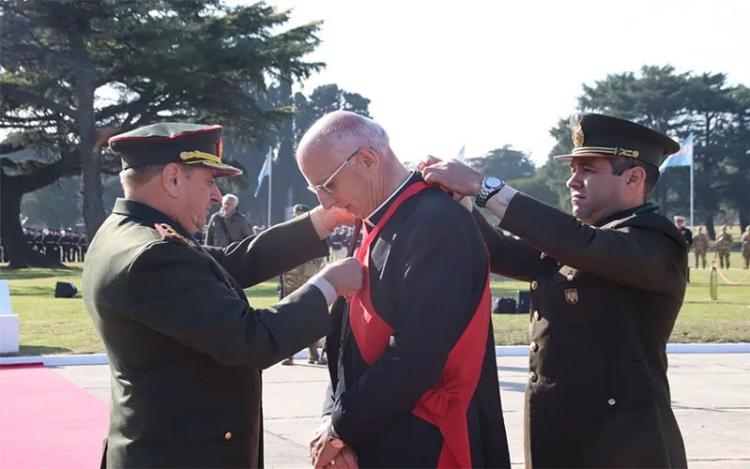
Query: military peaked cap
xmin=554 ymin=113 xmax=680 ymax=170
xmin=108 ymin=122 xmax=242 ymax=177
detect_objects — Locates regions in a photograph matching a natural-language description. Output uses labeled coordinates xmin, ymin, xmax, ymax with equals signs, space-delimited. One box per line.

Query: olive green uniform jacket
xmin=475 ymin=193 xmax=688 ymax=468
xmin=83 ymin=199 xmax=330 ymax=468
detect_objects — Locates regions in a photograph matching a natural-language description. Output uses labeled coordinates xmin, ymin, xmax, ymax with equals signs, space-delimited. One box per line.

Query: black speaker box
xmin=516 ymin=290 xmax=531 ymax=314
xmin=54 ymin=281 xmax=78 ymax=298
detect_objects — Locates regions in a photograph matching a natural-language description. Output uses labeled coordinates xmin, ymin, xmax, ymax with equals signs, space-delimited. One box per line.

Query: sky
xmin=244 ymin=0 xmax=750 ymax=166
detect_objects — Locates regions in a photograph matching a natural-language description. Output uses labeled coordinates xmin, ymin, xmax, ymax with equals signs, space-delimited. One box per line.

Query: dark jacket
xmin=83 ymin=198 xmax=330 ymax=468
xmin=325 ymin=175 xmax=511 ymax=468
xmin=205 ymin=210 xmax=253 ymax=248
xmin=475 ymin=193 xmax=687 ymax=468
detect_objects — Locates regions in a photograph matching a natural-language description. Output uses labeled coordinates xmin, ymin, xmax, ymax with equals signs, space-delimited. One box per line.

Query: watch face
xmin=485 ymin=177 xmax=503 ymax=189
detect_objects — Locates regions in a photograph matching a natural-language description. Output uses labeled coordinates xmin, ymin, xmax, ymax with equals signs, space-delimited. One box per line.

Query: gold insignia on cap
xmin=572 ymin=123 xmax=585 ymax=148
xmin=564 ymin=288 xmax=579 ymax=305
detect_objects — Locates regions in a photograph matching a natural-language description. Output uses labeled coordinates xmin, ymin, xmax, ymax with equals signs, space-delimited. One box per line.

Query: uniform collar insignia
xmin=564 ymin=288 xmax=579 ymax=304
xmin=154 ymin=223 xmax=195 ymax=247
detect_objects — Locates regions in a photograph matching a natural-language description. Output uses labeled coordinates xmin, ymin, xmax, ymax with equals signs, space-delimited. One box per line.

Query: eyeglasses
xmin=307 ymin=148 xmax=360 ymax=196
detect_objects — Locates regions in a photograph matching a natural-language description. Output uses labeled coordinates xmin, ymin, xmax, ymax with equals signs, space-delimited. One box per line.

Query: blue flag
xmin=659 ymin=135 xmax=694 ymax=172
xmin=254 ymin=150 xmax=272 ymax=197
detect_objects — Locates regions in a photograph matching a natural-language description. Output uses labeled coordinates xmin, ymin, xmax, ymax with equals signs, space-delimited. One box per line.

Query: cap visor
xmin=191 ymin=160 xmax=243 ymax=177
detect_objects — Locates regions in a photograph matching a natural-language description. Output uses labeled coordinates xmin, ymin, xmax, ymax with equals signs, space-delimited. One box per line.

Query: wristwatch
xmin=475 ymin=176 xmax=505 ymax=207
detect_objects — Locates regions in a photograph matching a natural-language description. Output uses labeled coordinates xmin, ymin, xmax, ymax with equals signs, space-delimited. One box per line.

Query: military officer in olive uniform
xmin=421 ymin=113 xmax=688 ymax=468
xmin=693 ymin=226 xmax=709 ymax=268
xmin=281 ymin=204 xmax=327 ymax=365
xmin=83 ymin=122 xmax=362 ymax=468
xmin=716 ymin=225 xmax=734 ymax=269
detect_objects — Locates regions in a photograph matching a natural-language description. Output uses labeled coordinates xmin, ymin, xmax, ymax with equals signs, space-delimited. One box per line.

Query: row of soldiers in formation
xmin=685 ymin=224 xmax=750 ymax=269
xmin=2 ymin=228 xmax=90 ymax=264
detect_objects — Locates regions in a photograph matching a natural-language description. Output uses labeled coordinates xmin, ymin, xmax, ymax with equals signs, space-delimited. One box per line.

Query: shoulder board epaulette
xmin=154 ymin=223 xmax=194 ymax=247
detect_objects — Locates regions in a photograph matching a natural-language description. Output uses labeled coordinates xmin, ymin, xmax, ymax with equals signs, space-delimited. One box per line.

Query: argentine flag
xmin=254 ymin=149 xmax=273 ymax=197
xmin=659 ymin=135 xmax=694 ymax=172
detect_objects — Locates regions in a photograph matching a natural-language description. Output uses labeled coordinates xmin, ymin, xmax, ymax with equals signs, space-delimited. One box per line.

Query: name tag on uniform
xmin=564 ymin=288 xmax=579 ymax=305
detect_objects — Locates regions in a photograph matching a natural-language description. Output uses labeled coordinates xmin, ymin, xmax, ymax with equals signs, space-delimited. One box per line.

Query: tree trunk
xmin=77 ymin=57 xmax=106 ymax=240
xmin=272 ymin=75 xmax=295 ymax=225
xmin=1 ymin=167 xmax=64 ymax=268
xmin=738 ymin=205 xmax=749 ymax=234
xmin=704 ymin=214 xmax=716 ymax=241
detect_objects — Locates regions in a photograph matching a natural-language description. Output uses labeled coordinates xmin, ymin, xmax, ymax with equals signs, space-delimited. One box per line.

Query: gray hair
xmin=222 ymin=194 xmax=238 ymax=205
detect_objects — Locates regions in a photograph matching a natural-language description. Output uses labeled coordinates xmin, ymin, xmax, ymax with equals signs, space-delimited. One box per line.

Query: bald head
xmin=297 ymin=111 xmax=390 ymax=164
xmin=296 ymin=111 xmax=408 ymax=219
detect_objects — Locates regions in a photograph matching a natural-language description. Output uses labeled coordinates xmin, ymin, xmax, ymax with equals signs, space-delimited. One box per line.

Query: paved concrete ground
xmin=54 ymin=353 xmax=750 ymax=468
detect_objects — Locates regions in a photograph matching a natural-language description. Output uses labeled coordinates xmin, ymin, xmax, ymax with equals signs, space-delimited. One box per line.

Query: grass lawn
xmin=1 ymin=252 xmax=749 ymax=355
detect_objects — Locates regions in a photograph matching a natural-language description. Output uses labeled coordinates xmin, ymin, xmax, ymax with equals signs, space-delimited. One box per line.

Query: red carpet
xmin=0 ymin=365 xmax=108 ymax=469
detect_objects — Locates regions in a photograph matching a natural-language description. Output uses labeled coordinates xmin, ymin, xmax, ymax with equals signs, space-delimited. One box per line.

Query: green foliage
xmin=467 ymin=145 xmax=535 ymax=181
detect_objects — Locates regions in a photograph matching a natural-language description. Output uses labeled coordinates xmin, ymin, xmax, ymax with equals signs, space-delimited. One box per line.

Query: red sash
xmin=349 ymin=182 xmax=491 ymax=468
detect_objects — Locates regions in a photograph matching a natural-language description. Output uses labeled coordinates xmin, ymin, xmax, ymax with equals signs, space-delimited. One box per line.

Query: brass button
xmin=530 ymin=341 xmax=539 ymax=353
xmin=566 ymin=273 xmax=574 ymax=281
xmin=529 ymin=371 xmax=538 ymax=382
xmin=607 ymin=398 xmax=616 ymax=407
xmin=224 ymin=431 xmax=233 ymax=440
xmin=533 ymin=310 xmax=540 ymax=321
xmin=531 ymin=280 xmax=538 ymax=290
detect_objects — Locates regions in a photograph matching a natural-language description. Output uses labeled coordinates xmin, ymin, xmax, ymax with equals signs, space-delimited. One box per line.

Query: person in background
xmin=674 ymin=216 xmax=692 ymax=282
xmin=741 ymin=225 xmax=750 ymax=269
xmin=205 ymin=193 xmax=253 ymax=247
xmin=716 ymin=225 xmax=734 ymax=269
xmin=692 ymin=226 xmax=709 ymax=269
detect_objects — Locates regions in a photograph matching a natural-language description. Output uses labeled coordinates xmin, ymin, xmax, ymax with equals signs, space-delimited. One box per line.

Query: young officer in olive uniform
xmin=421 ymin=113 xmax=688 ymax=468
xmin=83 ymin=123 xmax=362 ymax=468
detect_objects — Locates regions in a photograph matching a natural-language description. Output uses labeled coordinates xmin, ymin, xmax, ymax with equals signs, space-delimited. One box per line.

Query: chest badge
xmin=564 ymin=288 xmax=579 ymax=305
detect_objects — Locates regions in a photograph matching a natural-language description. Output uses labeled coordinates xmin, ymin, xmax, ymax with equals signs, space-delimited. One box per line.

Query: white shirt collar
xmin=363 ymin=171 xmax=415 ymax=228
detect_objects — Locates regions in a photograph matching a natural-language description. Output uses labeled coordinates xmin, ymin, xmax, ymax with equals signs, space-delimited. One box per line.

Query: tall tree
xmin=0 ymin=0 xmax=322 ymax=267
xmin=466 ymin=145 xmax=535 ymax=181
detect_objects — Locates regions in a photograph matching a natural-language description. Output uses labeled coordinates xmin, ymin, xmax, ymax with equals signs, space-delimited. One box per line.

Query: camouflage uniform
xmin=281 ymin=256 xmax=326 ymax=364
xmin=693 ymin=231 xmax=709 ymax=268
xmin=742 ymin=228 xmax=750 ymax=269
xmin=716 ymin=231 xmax=734 ymax=269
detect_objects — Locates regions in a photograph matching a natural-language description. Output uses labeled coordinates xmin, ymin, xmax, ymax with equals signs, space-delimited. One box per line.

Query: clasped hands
xmin=309 ymin=416 xmax=358 ymax=469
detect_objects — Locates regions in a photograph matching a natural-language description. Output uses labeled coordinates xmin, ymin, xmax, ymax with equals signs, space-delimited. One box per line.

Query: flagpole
xmin=690 ymin=154 xmax=694 ymax=229
xmin=267 ymin=149 xmax=272 ymax=227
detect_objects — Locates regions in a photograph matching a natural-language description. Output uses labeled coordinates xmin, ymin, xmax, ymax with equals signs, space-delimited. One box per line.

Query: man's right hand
xmin=418 ymin=155 xmax=484 ymax=197
xmin=320 ymin=257 xmax=363 ymax=297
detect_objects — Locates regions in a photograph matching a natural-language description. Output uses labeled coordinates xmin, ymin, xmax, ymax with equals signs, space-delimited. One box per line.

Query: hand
xmin=321 ymin=206 xmax=357 ymax=231
xmin=320 ymin=257 xmax=363 ymax=297
xmin=311 ymin=428 xmax=356 ymax=469
xmin=419 ymin=155 xmax=484 ymax=197
xmin=309 ymin=206 xmax=357 ymax=239
xmin=309 ymin=416 xmax=331 ymax=463
xmin=323 ymin=447 xmax=358 ymax=469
